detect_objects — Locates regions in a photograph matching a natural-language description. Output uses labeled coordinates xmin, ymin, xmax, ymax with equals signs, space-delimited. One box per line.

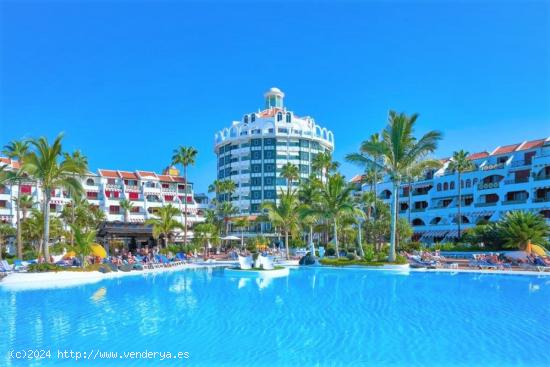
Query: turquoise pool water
xmin=1 ymin=268 xmax=549 ymax=366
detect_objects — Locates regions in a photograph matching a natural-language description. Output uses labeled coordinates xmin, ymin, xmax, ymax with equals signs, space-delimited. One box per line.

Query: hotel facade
xmin=0 ymin=159 xmax=205 ymax=246
xmin=214 ymin=88 xmax=334 ymax=216
xmin=367 ymin=137 xmax=550 ymax=243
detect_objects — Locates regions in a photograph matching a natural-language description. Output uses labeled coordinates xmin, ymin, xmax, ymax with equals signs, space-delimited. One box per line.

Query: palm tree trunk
xmin=183 ymin=165 xmax=188 ymax=246
xmin=389 ymin=182 xmax=399 ymax=262
xmin=357 ymin=219 xmax=364 ymax=257
xmin=309 ymin=225 xmax=315 ymax=256
xmin=457 ymin=171 xmax=462 ymax=241
xmin=333 ymin=218 xmax=340 ymax=259
xmin=408 ymin=179 xmax=412 ymax=224
xmin=15 ymin=184 xmax=23 ymax=259
xmin=43 ymin=190 xmax=51 ymax=262
xmin=285 ymin=230 xmax=290 ymax=260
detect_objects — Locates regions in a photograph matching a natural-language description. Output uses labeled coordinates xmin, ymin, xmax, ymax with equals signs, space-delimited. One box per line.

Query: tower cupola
xmin=264 ymin=87 xmax=284 ymax=109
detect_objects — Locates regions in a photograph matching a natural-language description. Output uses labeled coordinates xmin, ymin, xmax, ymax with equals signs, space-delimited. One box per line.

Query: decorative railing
xmin=533 ymin=197 xmax=550 ymax=203
xmin=477 ymin=182 xmax=500 ymax=190
xmin=504 ymin=177 xmax=529 ymax=185
xmin=511 ymin=159 xmax=531 ymax=167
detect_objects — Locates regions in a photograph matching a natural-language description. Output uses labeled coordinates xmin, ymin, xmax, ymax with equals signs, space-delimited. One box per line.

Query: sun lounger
xmin=238 ymin=255 xmax=253 ymax=270
xmin=0 ymin=260 xmax=13 ymax=273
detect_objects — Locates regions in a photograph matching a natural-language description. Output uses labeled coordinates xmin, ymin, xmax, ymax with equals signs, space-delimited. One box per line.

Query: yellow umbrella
xmin=90 ymin=244 xmax=107 ymax=259
xmin=531 ymin=244 xmax=548 ymax=257
xmin=65 ymin=251 xmax=76 ymax=258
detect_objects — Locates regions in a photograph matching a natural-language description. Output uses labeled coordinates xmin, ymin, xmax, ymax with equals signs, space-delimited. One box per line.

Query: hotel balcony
xmin=477 ymin=182 xmax=500 ymax=190
xmin=501 ymin=199 xmax=528 ymax=205
xmin=533 ymin=175 xmax=550 ymax=182
xmin=533 ymin=197 xmax=550 ymax=203
xmin=503 ymin=177 xmax=530 ymax=185
xmin=474 ymin=201 xmax=498 ymax=207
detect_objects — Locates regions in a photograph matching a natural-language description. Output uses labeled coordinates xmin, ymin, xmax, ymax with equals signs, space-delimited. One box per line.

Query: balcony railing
xmin=477 ymin=182 xmax=500 ymax=190
xmin=533 ymin=197 xmax=550 ymax=203
xmin=411 ymin=208 xmax=426 ymax=212
xmin=412 ymin=191 xmax=430 ymax=196
xmin=474 ymin=202 xmax=498 ymax=207
xmin=510 ymin=159 xmax=531 ymax=167
xmin=502 ymin=199 xmax=527 ymax=205
xmin=481 ymin=163 xmax=505 ymax=171
xmin=504 ymin=177 xmax=529 ymax=185
xmin=533 ymin=175 xmax=550 ymax=181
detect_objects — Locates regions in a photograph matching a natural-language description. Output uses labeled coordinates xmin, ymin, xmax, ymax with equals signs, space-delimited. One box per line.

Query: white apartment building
xmin=365 ymin=137 xmax=550 ymax=243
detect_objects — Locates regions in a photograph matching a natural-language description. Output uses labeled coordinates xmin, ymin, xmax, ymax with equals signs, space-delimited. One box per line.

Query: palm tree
xmin=262 ymin=190 xmax=301 ymax=259
xmin=193 ymin=223 xmax=220 ymax=260
xmin=22 ymin=135 xmax=87 ymax=261
xmin=312 ymin=151 xmax=339 ymax=182
xmin=0 ymin=223 xmax=16 ymax=260
xmin=447 ymin=150 xmax=475 ymax=240
xmin=346 ymin=133 xmax=382 ymax=193
xmin=298 ymin=175 xmax=321 ymax=255
xmin=21 ymin=209 xmax=64 ymax=254
xmin=172 ymin=146 xmax=198 ymax=245
xmin=217 ymin=201 xmax=238 ymax=236
xmin=280 ymin=162 xmax=299 ymax=194
xmin=145 ymin=204 xmax=184 ymax=248
xmin=208 ymin=179 xmax=236 ymax=203
xmin=3 ymin=140 xmax=30 ymax=161
xmin=498 ymin=211 xmax=549 ymax=252
xmin=357 ymin=111 xmax=442 ymax=261
xmin=119 ymin=199 xmax=134 ymax=223
xmin=0 ymin=167 xmax=27 ymax=258
xmin=302 ymin=174 xmax=361 ymax=258
xmin=233 ymin=217 xmax=249 ymax=248
xmin=14 ymin=194 xmax=34 ymax=258
xmin=70 ymin=225 xmax=95 ymax=268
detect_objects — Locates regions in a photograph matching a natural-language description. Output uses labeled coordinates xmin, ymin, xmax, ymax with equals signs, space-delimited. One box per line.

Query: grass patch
xmin=27 ymin=263 xmax=109 ymax=273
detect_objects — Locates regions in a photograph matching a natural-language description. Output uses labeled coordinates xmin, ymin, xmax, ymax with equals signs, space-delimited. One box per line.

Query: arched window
xmin=443 ymin=182 xmax=449 ymax=190
xmin=437 ymin=183 xmax=442 ymax=191
xmin=277 ymin=112 xmax=283 ymax=121
xmin=86 ymin=178 xmax=95 ymax=185
xmin=286 ymin=112 xmax=291 ymax=123
xmin=412 ymin=218 xmax=425 ymax=226
xmin=466 ymin=179 xmax=471 ymax=188
xmin=460 ymin=180 xmax=464 ymax=189
xmin=244 ymin=115 xmax=249 ymax=124
xmin=251 ymin=114 xmax=256 ymax=122
xmin=473 ymin=178 xmax=478 ymax=187
xmin=450 ymin=181 xmax=455 ymax=190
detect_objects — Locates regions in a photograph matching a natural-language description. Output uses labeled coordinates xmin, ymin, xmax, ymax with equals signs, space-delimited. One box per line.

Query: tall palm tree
xmin=359 ymin=111 xmax=442 ymax=261
xmin=217 ymin=201 xmax=238 ymax=236
xmin=447 ymin=150 xmax=475 ymax=240
xmin=119 ymin=199 xmax=134 ymax=223
xmin=0 ymin=167 xmax=27 ymax=258
xmin=312 ymin=151 xmax=339 ymax=182
xmin=302 ymin=174 xmax=362 ymax=258
xmin=145 ymin=204 xmax=184 ymax=248
xmin=233 ymin=217 xmax=249 ymax=248
xmin=298 ymin=175 xmax=321 ymax=254
xmin=280 ymin=162 xmax=299 ymax=194
xmin=22 ymin=135 xmax=86 ymax=261
xmin=172 ymin=146 xmax=198 ymax=245
xmin=346 ymin=133 xmax=382 ymax=193
xmin=262 ymin=189 xmax=301 ymax=260
xmin=498 ymin=211 xmax=549 ymax=252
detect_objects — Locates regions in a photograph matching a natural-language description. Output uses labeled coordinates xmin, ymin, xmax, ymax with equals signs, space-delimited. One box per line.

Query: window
xmin=264 ymin=190 xmax=276 ymax=199
xmin=251 ymin=177 xmax=262 ymax=186
xmin=251 ymin=190 xmax=262 ymax=199
xmin=264 ymin=177 xmax=274 ymax=186
xmin=244 ymin=115 xmax=249 ymax=124
xmin=109 ymin=206 xmax=120 ymax=214
xmin=251 ymin=151 xmax=262 ymax=160
xmin=129 ymin=192 xmax=139 ymax=200
xmin=450 ymin=181 xmax=455 ymax=190
xmin=278 ymin=128 xmax=288 ymax=134
xmin=251 ymin=138 xmax=262 ymax=147
xmin=437 ymin=183 xmax=442 ymax=191
xmin=300 ymin=164 xmax=309 ymax=173
xmin=443 ymin=182 xmax=449 ymax=190
xmin=466 ymin=179 xmax=471 ymax=188
xmin=131 ymin=207 xmax=140 ymax=213
xmin=86 ymin=178 xmax=95 ymax=185
xmin=107 ymin=178 xmax=116 ymax=185
xmin=251 ymin=204 xmax=260 ymax=213
xmin=276 ymin=178 xmax=286 ymax=185
xmin=264 ymin=138 xmax=275 ymax=146
xmin=87 ymin=191 xmax=98 ymax=199
xmin=300 ymin=151 xmax=309 ymax=160
xmin=264 ymin=163 xmax=275 ymax=172
xmin=300 ymin=140 xmax=310 ymax=148
xmin=0 ymin=200 xmax=6 ymax=208
xmin=264 ymin=150 xmax=275 ymax=159
xmin=277 ymin=112 xmax=283 ymax=121
xmin=251 ymin=164 xmax=262 ymax=173
xmin=251 ymin=113 xmax=256 ymax=122
xmin=286 ymin=112 xmax=291 ymax=123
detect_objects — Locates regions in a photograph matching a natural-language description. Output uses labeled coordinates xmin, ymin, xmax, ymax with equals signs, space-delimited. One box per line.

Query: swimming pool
xmin=1 ymin=267 xmax=549 ymax=366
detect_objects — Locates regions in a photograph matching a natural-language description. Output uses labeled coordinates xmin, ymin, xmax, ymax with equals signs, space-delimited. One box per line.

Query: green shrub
xmin=319 ymin=258 xmax=385 ymax=267
xmin=362 ymin=244 xmax=375 ymax=261
xmin=325 ymin=248 xmax=336 ymax=256
xmin=394 ymin=254 xmax=408 ymax=265
xmin=27 ymin=263 xmax=64 ymax=272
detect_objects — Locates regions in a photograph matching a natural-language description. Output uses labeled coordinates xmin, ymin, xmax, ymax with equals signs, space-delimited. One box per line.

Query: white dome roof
xmin=264 ymin=87 xmax=284 ymax=97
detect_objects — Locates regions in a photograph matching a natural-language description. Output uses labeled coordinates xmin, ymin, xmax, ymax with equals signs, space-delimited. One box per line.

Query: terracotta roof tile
xmin=492 ymin=143 xmax=521 ymax=155
xmin=518 ymin=139 xmax=545 ymax=151
xmin=350 ymin=174 xmax=364 ymax=184
xmin=118 ymin=170 xmax=138 ymax=179
xmin=158 ymin=175 xmax=173 ymax=182
xmin=98 ymin=169 xmax=118 ymax=178
xmin=136 ymin=171 xmax=158 ymax=179
xmin=171 ymin=176 xmax=186 ymax=183
xmin=467 ymin=151 xmax=489 ymax=160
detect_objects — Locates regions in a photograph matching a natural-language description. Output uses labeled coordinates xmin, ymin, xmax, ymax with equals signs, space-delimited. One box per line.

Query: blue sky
xmin=1 ymin=0 xmax=549 ymax=192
